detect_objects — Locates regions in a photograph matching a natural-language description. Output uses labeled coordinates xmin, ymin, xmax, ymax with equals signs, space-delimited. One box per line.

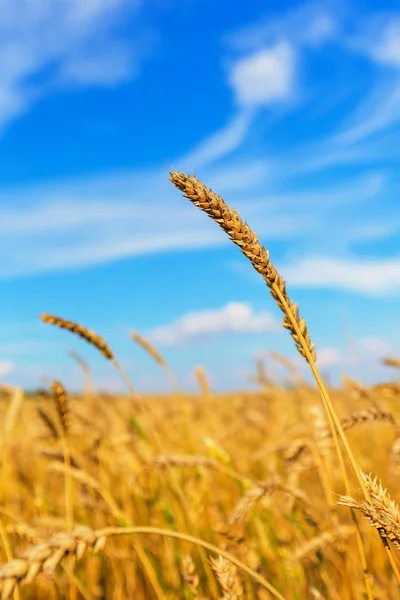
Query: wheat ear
xmin=209 ymin=556 xmax=243 ymax=599
xmin=40 ymin=313 xmax=140 ymax=400
xmin=383 ymin=357 xmax=400 ymax=370
xmin=338 ymin=470 xmax=400 ymax=549
xmin=129 ymin=330 xmax=180 ymax=393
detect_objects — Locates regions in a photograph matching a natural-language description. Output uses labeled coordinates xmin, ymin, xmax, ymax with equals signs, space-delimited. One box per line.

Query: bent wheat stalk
xmin=168 ymin=168 xmax=388 ymax=595
xmin=0 ymin=525 xmax=285 ymax=600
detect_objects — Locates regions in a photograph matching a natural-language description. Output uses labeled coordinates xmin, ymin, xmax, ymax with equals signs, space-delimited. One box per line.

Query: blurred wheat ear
xmin=40 ymin=313 xmax=140 ymax=400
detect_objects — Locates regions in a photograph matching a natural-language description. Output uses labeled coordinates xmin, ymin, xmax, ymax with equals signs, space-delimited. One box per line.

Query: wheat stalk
xmin=168 ymin=168 xmax=379 ymax=595
xmin=67 ymin=350 xmax=92 ymax=398
xmin=129 ymin=330 xmax=180 ymax=393
xmin=195 ymin=365 xmax=212 ymax=401
xmin=0 ymin=525 xmax=284 ymax=600
xmin=51 ymin=381 xmax=74 ymax=537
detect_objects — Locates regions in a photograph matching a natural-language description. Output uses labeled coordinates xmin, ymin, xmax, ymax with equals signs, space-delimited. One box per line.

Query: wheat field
xmin=0 ymin=172 xmax=399 ymax=599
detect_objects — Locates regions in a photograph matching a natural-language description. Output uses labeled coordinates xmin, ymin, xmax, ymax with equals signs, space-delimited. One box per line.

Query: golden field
xmin=0 ymin=369 xmax=399 ymax=599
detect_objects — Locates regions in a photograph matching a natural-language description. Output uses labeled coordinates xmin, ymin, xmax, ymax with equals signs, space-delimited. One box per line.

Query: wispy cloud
xmin=148 ymin=302 xmax=279 ymax=346
xmin=0 ymin=164 xmax=392 ymax=279
xmin=314 ymin=337 xmax=392 ymax=371
xmin=334 ymin=83 xmax=400 ymax=145
xmin=180 ymin=41 xmax=296 ymax=169
xmin=357 ymin=336 xmax=392 ymax=359
xmin=281 ymin=255 xmax=400 ymax=296
xmin=0 ymin=0 xmax=155 ymax=131
xmin=179 ymin=110 xmax=255 ymax=169
xmin=223 ymin=1 xmax=341 ymax=51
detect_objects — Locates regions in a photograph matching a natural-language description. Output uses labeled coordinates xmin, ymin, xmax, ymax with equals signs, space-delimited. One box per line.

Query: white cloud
xmin=0 ymin=360 xmax=15 ymax=377
xmin=317 ymin=347 xmax=343 ymax=367
xmin=228 ymin=42 xmax=296 ymax=108
xmin=313 ymin=337 xmax=392 ymax=372
xmin=0 ymin=163 xmax=392 ymax=280
xmin=371 ymin=20 xmax=400 ymax=67
xmin=148 ymin=302 xmax=279 ymax=346
xmin=281 ymin=255 xmax=400 ymax=296
xmin=349 ymin=14 xmax=400 ymax=68
xmin=357 ymin=336 xmax=392 ymax=358
xmin=0 ymin=0 xmax=153 ymax=131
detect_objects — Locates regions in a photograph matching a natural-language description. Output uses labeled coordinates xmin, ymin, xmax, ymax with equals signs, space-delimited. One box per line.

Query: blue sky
xmin=1 ymin=0 xmax=400 ymax=393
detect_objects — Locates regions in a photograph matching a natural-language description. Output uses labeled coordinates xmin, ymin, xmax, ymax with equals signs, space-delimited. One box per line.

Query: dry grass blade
xmin=41 ymin=313 xmax=114 ymax=361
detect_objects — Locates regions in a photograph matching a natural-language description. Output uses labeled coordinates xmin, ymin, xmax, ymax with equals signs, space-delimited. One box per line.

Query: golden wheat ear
xmin=41 ymin=313 xmax=114 ymax=360
xmin=51 ymin=380 xmax=69 ymax=436
xmin=168 ymin=169 xmax=316 ymax=362
xmin=40 ymin=312 xmax=141 ymax=400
